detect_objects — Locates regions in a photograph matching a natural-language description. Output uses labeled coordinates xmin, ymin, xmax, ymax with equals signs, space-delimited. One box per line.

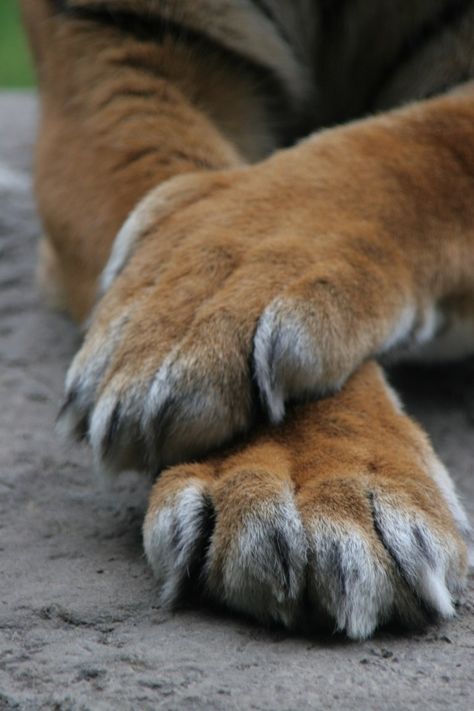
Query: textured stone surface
xmin=0 ymin=92 xmax=473 ymax=711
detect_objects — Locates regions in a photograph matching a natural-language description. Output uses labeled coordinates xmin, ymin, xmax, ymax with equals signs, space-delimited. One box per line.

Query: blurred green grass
xmin=0 ymin=0 xmax=35 ymax=87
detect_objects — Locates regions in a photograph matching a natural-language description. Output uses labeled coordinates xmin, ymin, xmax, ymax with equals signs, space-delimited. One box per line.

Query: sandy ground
xmin=1 ymin=92 xmax=473 ymax=711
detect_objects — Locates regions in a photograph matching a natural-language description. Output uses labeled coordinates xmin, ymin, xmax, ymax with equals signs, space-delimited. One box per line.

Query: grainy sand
xmin=1 ymin=92 xmax=473 ymax=711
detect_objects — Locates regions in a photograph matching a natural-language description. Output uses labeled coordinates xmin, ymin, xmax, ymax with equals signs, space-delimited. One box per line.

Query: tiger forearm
xmin=23 ymin=0 xmax=272 ymax=320
xmin=289 ymin=85 xmax=474 ymax=297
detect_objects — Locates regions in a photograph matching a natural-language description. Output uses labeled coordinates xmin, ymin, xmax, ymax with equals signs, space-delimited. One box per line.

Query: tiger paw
xmin=58 ymin=162 xmax=431 ymax=475
xmin=143 ymin=364 xmax=469 ymax=638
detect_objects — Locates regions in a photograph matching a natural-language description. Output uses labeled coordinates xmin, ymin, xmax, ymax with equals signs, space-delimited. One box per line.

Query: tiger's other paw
xmin=143 ymin=364 xmax=469 ymax=639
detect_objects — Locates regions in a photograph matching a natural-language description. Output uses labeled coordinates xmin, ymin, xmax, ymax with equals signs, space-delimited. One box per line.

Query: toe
xmin=205 ymin=469 xmax=307 ymax=627
xmin=144 ymin=469 xmax=216 ymax=607
xmin=370 ymin=490 xmax=466 ymax=621
xmin=253 ymin=298 xmax=324 ymax=423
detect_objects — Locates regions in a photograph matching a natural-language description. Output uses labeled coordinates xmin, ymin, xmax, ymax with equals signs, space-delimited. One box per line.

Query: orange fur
xmin=21 ymin=0 xmax=474 ymax=637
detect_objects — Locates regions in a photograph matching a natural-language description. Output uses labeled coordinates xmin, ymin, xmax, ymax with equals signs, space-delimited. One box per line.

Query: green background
xmin=0 ymin=0 xmax=35 ymax=87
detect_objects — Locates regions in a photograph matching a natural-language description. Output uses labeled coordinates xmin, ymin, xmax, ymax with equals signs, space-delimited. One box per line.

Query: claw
xmin=55 ymin=386 xmax=89 ymax=441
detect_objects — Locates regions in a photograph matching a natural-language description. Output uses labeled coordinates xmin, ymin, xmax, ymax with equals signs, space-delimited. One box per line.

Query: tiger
xmin=20 ymin=0 xmax=474 ymax=639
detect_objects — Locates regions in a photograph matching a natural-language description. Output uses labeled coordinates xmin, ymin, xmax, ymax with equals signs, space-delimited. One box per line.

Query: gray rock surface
xmin=0 ymin=92 xmax=473 ymax=711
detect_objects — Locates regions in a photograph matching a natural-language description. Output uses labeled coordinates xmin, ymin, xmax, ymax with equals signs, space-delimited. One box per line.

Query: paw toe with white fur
xmin=253 ymin=297 xmax=354 ymax=424
xmin=205 ymin=497 xmax=308 ymax=627
xmin=143 ymin=483 xmax=214 ymax=607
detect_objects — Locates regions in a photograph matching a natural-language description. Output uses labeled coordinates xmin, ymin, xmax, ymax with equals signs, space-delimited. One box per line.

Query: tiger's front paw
xmin=143 ymin=365 xmax=469 ymax=639
xmin=58 ymin=159 xmax=441 ymax=475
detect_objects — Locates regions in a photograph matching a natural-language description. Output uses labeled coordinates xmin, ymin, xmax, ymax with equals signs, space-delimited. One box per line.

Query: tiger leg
xmin=21 ymin=0 xmax=278 ymax=322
